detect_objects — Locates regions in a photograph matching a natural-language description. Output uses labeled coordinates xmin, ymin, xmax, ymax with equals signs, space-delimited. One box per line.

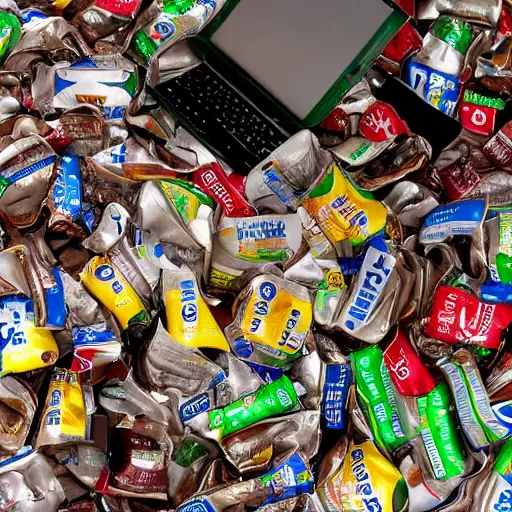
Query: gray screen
xmin=211 ymin=0 xmax=393 ymax=119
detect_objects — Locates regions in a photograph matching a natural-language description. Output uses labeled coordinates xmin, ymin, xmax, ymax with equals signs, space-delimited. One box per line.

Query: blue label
xmin=21 ymin=9 xmax=48 ymax=24
xmin=8 ymin=155 xmax=57 ymax=184
xmin=45 ymin=268 xmax=67 ymax=329
xmin=179 ymin=393 xmax=210 ymax=422
xmin=419 ymin=199 xmax=485 ymax=244
xmin=198 ymin=0 xmax=216 ymax=16
xmin=262 ymin=163 xmax=299 ymax=209
xmin=260 ymin=452 xmax=314 ymax=505
xmin=236 ymin=220 xmax=286 ymax=243
xmin=73 ymin=325 xmax=118 ymax=346
xmin=95 ymin=265 xmax=115 ymax=281
xmin=0 ymin=446 xmax=34 ymax=470
xmin=322 ymin=364 xmax=352 ymax=429
xmin=234 ymin=338 xmax=254 ymax=358
xmin=103 ymin=106 xmax=126 ymax=120
xmin=111 ymin=143 xmax=126 ymax=164
xmin=407 ymin=61 xmax=461 ymax=116
xmin=340 ymin=252 xmax=365 ymax=276
xmin=481 ymin=283 xmax=512 ymax=303
xmin=50 ymin=389 xmax=62 ymax=407
xmin=82 ymin=203 xmax=95 ymax=233
xmin=493 ymin=400 xmax=512 ymax=436
xmin=494 ymin=487 xmax=512 ymax=511
xmin=249 ymin=318 xmax=261 ymax=332
xmin=246 ymin=361 xmax=283 ymax=383
xmin=0 ymin=295 xmax=34 ymax=353
xmin=53 ymin=155 xmax=82 ymax=221
xmin=259 ymin=282 xmax=277 ymax=301
xmin=178 ymin=498 xmax=216 ymax=512
xmin=111 ymin=281 xmax=123 ymax=294
xmin=153 ymin=21 xmax=176 ymax=42
xmin=344 ymin=240 xmax=393 ymax=332
xmin=209 ymin=370 xmax=227 ymax=389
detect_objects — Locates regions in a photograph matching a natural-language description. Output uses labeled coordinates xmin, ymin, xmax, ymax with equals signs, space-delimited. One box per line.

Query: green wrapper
xmin=0 ymin=13 xmax=21 ymax=62
xmin=163 ymin=0 xmax=195 ymax=14
xmin=131 ymin=31 xmax=158 ymax=65
xmin=463 ymin=90 xmax=506 ymax=110
xmin=495 ymin=437 xmax=512 ymax=475
xmin=131 ymin=0 xmax=197 ymax=64
xmin=350 ymin=346 xmax=410 ymax=452
xmin=172 ymin=438 xmax=208 ymax=468
xmin=430 ymin=16 xmax=473 ymax=55
xmin=208 ymin=375 xmax=298 ymax=438
xmin=417 ymin=382 xmax=466 ymax=480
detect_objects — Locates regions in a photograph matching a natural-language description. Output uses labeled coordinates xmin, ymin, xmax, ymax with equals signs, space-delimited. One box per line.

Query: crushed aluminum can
xmin=335 ymin=237 xmax=415 ymax=344
xmin=417 ymin=0 xmax=502 ymax=27
xmin=225 ymin=274 xmax=313 ymax=368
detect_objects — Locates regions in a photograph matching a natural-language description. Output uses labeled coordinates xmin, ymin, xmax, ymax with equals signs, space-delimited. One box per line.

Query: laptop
xmin=151 ymin=0 xmax=407 ymax=172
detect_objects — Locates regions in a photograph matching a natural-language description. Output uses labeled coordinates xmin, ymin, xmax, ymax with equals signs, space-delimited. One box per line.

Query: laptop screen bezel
xmin=196 ymin=0 xmax=407 ymax=127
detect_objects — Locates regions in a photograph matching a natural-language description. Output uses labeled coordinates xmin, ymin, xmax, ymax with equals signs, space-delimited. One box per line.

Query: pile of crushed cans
xmin=4 ymin=0 xmax=512 ymax=510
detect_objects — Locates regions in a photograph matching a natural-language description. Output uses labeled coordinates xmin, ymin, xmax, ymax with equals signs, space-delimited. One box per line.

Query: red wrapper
xmin=382 ymin=22 xmax=422 ymax=64
xmin=193 ymin=162 xmax=256 ymax=217
xmin=359 ymin=101 xmax=409 ymax=142
xmin=101 ymin=431 xmax=169 ymax=495
xmin=437 ymin=158 xmax=482 ymax=201
xmin=483 ymin=120 xmax=512 ymax=167
xmin=384 ymin=330 xmax=438 ymax=397
xmin=424 ymin=286 xmax=512 ymax=349
xmin=459 ymin=102 xmax=498 ymax=136
xmin=94 ymin=0 xmax=142 ymax=17
xmin=320 ymin=107 xmax=350 ymax=132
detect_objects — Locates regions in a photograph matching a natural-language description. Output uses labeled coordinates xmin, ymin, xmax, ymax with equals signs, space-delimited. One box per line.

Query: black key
xmin=154 ymin=63 xmax=289 ymax=171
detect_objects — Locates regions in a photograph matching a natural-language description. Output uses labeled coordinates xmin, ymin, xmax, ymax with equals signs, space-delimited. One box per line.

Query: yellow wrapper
xmin=319 ymin=440 xmax=408 ymax=512
xmin=43 ymin=369 xmax=86 ymax=439
xmin=53 ymin=0 xmax=73 ymax=8
xmin=164 ymin=269 xmax=229 ymax=351
xmin=240 ymin=279 xmax=312 ymax=355
xmin=80 ymin=256 xmax=147 ymax=330
xmin=2 ymin=324 xmax=58 ymax=375
xmin=301 ymin=164 xmax=387 ymax=251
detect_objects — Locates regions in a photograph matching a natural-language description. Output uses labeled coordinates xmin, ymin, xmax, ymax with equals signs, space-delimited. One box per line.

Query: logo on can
xmin=182 ymin=303 xmax=198 ymax=323
xmin=95 ymin=265 xmax=115 ymax=281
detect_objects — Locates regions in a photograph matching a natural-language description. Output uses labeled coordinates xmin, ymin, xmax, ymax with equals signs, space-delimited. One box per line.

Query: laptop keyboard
xmin=155 ymin=63 xmax=289 ymax=172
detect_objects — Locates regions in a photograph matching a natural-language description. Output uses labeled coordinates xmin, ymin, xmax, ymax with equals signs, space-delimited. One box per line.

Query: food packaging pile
xmin=3 ymin=0 xmax=512 ymax=511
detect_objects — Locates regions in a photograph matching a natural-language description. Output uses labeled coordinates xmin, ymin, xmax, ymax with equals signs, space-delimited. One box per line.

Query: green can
xmin=209 ymin=375 xmax=298 ymax=438
xmin=417 ymin=382 xmax=466 ymax=480
xmin=350 ymin=346 xmax=411 ymax=452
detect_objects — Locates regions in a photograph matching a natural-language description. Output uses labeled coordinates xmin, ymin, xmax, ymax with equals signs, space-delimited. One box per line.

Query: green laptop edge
xmin=151 ymin=0 xmax=407 ymax=150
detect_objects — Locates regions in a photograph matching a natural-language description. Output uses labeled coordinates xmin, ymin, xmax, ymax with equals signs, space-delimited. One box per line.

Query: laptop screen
xmin=210 ymin=0 xmax=393 ymax=120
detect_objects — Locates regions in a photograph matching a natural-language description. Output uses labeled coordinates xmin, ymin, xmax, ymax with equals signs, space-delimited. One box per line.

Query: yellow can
xmin=164 ymin=268 xmax=229 ymax=351
xmin=80 ymin=255 xmax=148 ymax=330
